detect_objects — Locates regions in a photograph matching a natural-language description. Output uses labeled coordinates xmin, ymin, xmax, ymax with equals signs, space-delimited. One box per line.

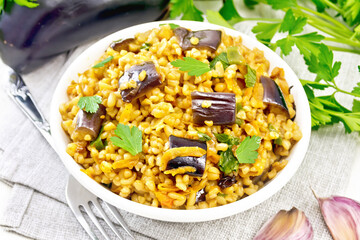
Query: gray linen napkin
xmin=1 ymin=16 xmax=360 ymax=240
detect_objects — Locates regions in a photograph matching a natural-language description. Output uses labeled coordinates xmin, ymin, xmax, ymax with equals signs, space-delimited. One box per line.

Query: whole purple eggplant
xmin=0 ymin=0 xmax=169 ymax=73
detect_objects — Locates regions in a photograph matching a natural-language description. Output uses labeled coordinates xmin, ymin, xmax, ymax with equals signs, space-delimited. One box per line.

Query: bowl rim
xmin=50 ymin=20 xmax=311 ymax=222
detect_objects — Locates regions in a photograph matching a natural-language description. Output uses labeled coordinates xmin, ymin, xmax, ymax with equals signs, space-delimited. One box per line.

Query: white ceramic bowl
xmin=50 ymin=20 xmax=311 ymax=222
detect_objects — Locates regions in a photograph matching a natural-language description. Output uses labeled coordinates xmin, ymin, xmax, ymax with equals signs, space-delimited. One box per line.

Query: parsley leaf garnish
xmin=197 ymin=131 xmax=211 ymax=142
xmin=91 ymin=126 xmax=105 ymax=150
xmin=170 ymin=57 xmax=211 ymax=76
xmin=92 ymin=56 xmax=113 ymax=68
xmin=110 ymin=123 xmax=142 ymax=156
xmin=210 ymin=52 xmax=230 ymax=69
xmin=159 ymin=23 xmax=180 ymax=30
xmin=219 ymin=148 xmax=239 ymax=175
xmin=235 ymin=136 xmax=261 ymax=164
xmin=215 ymin=133 xmax=240 ymax=146
xmin=245 ymin=65 xmax=256 ymax=87
xmin=77 ymin=96 xmax=102 ymax=113
xmin=140 ymin=43 xmax=151 ymax=50
xmin=169 ymin=0 xmax=203 ymax=21
xmin=217 ymin=133 xmax=261 ymax=174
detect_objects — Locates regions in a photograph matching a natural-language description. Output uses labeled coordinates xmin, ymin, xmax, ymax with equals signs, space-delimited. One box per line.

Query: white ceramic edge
xmin=50 ymin=20 xmax=311 ymax=222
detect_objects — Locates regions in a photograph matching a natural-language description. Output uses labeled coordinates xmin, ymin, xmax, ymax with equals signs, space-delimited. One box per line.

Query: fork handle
xmin=6 ymin=67 xmax=56 ymax=148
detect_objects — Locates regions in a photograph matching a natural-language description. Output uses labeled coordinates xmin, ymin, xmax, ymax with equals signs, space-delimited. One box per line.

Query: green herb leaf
xmin=244 ymin=0 xmax=259 ymax=9
xmin=304 ymin=85 xmax=360 ymax=133
xmin=219 ymin=147 xmax=239 ymax=175
xmin=110 ymin=124 xmax=142 ymax=155
xmin=217 ymin=193 xmax=227 ymax=197
xmin=0 ymin=0 xmax=5 ymax=13
xmin=219 ymin=0 xmax=242 ymax=21
xmin=235 ymin=118 xmax=244 ymax=126
xmin=210 ymin=52 xmax=229 ymax=69
xmin=215 ymin=133 xmax=240 ymax=146
xmin=276 ymin=33 xmax=324 ymax=59
xmin=92 ymin=56 xmax=114 ymax=68
xmin=279 ymin=9 xmax=307 ymax=35
xmin=276 ymin=37 xmax=295 ymax=56
xmin=171 ymin=57 xmax=211 ymax=76
xmin=311 ymin=0 xmax=326 ymax=12
xmin=235 ymin=136 xmax=261 ymax=164
xmin=169 ymin=0 xmax=203 ymax=21
xmin=197 ymin=131 xmax=211 ymax=142
xmin=13 ymin=0 xmax=39 ymax=8
xmin=236 ymin=102 xmax=243 ymax=112
xmin=245 ymin=65 xmax=257 ymax=87
xmin=292 ymin=32 xmax=324 ymax=60
xmin=274 ymin=137 xmax=283 ymax=145
xmin=206 ymin=10 xmax=234 ymax=29
xmin=267 ymin=0 xmax=297 ymax=10
xmin=77 ymin=96 xmax=102 ymax=113
xmin=252 ymin=22 xmax=281 ymax=43
xmin=305 ymin=44 xmax=341 ymax=82
xmin=340 ymin=0 xmax=360 ymax=27
xmin=352 ymin=99 xmax=360 ymax=112
xmin=91 ymin=126 xmax=105 ymax=150
xmin=159 ymin=23 xmax=180 ymax=29
xmin=358 ymin=65 xmax=360 ymax=72
xmin=300 ymin=79 xmax=330 ymax=90
xmin=140 ymin=43 xmax=151 ymax=50
xmin=351 ymin=82 xmax=360 ymax=97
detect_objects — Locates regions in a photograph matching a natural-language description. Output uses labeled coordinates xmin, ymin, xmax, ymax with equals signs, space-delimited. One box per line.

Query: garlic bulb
xmin=253 ymin=207 xmax=313 ymax=240
xmin=316 ymin=195 xmax=360 ymax=240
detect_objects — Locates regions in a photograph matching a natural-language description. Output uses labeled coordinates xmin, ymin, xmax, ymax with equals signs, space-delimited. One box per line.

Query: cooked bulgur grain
xmin=60 ymin=24 xmax=301 ymax=209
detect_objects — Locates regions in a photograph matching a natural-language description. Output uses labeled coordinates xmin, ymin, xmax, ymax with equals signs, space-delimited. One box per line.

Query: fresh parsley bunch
xmin=169 ymin=0 xmax=360 ymax=133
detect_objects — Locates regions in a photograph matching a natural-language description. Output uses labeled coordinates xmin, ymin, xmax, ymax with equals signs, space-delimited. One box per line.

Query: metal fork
xmin=7 ymin=67 xmax=135 ymax=240
xmin=66 ymin=175 xmax=135 ymax=240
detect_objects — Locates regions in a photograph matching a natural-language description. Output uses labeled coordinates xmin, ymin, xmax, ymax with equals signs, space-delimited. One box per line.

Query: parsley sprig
xmin=170 ymin=57 xmax=210 ymax=77
xmin=216 ymin=134 xmax=261 ymax=174
xmin=77 ymin=96 xmax=102 ymax=113
xmin=110 ymin=123 xmax=142 ymax=156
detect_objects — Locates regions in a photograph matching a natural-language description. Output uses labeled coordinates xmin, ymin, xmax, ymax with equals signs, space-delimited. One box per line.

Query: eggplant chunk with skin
xmin=119 ymin=61 xmax=162 ymax=102
xmin=174 ymin=27 xmax=221 ymax=52
xmin=261 ymin=76 xmax=289 ymax=116
xmin=191 ymin=91 xmax=236 ymax=125
xmin=195 ymin=188 xmax=206 ymax=203
xmin=165 ymin=135 xmax=207 ymax=177
xmin=218 ymin=175 xmax=237 ymax=189
xmin=74 ymin=104 xmax=106 ymax=141
xmin=0 ymin=0 xmax=169 ymax=73
xmin=110 ymin=38 xmax=136 ymax=52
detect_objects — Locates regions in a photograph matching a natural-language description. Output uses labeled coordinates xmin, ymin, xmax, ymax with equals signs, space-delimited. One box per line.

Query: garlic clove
xmin=316 ymin=195 xmax=360 ymax=240
xmin=253 ymin=207 xmax=313 ymax=240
